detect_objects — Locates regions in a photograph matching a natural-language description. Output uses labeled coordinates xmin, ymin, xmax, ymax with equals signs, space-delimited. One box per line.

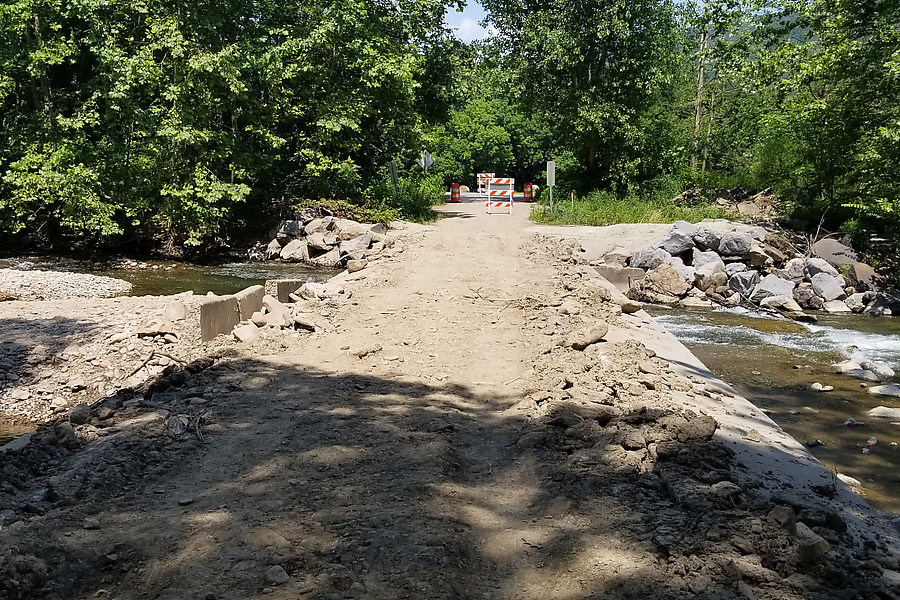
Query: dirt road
xmin=1 ymin=198 xmax=898 ymax=599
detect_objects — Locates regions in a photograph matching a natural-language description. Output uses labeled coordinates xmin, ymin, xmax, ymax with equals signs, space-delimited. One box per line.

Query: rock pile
xmin=611 ymin=220 xmax=897 ymax=318
xmin=248 ymin=215 xmax=392 ymax=270
xmin=0 ymin=268 xmax=132 ymax=301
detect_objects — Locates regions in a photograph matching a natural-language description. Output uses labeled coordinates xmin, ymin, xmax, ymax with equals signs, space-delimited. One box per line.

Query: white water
xmin=655 ymin=308 xmax=900 ymax=371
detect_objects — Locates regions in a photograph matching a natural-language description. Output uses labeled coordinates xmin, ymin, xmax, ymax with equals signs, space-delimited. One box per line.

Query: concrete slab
xmin=199 ymin=295 xmax=240 ymax=342
xmin=234 ymin=285 xmax=264 ymax=320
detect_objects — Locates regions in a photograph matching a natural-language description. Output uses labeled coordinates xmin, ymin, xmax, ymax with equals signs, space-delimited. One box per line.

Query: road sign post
xmin=546 ymin=160 xmax=556 ymax=211
xmin=389 ymin=159 xmax=399 ymax=202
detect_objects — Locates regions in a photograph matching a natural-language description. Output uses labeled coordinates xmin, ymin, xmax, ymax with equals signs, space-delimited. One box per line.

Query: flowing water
xmin=651 ymin=307 xmax=900 ymax=515
xmin=0 ymin=256 xmax=332 ymax=296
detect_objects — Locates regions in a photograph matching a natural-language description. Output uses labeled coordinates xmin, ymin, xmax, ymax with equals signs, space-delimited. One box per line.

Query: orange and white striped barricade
xmin=523 ymin=182 xmax=533 ymax=202
xmin=477 ymin=172 xmax=494 ymax=196
xmin=485 ymin=178 xmax=514 ymax=214
xmin=450 ymin=183 xmax=461 ymax=203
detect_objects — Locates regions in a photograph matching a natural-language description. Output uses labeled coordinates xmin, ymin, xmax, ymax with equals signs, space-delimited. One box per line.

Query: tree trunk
xmin=701 ymin=90 xmax=716 ymax=174
xmin=690 ymin=30 xmax=707 ymax=171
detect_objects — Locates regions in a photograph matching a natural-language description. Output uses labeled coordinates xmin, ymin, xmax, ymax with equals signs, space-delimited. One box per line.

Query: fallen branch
xmin=125 ymin=350 xmax=156 ymax=379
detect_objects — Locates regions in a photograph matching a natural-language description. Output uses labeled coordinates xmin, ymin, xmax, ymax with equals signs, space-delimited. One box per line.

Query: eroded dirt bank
xmin=1 ymin=200 xmax=899 ymax=600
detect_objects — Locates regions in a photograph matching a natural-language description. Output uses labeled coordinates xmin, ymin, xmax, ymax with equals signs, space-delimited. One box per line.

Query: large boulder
xmin=845 ymin=293 xmax=867 ymax=313
xmin=665 ymin=255 xmax=695 ymax=283
xmin=275 ymin=220 xmax=303 ymax=241
xmin=810 ymin=272 xmax=846 ymax=302
xmin=672 ymin=220 xmax=699 ymax=237
xmin=303 ymin=218 xmax=331 ymax=236
xmin=627 ymin=264 xmax=691 ymax=303
xmin=691 ymin=249 xmax=724 ymax=270
xmin=694 ymin=261 xmax=727 ymax=292
xmin=310 ymin=247 xmax=341 ymax=267
xmin=692 ymin=227 xmax=721 ymax=252
xmin=728 ymin=270 xmax=761 ymax=297
xmin=264 ymin=239 xmax=283 ymax=260
xmin=822 ymin=300 xmax=851 ymax=313
xmin=654 ymin=229 xmax=695 ymax=255
xmin=725 ymin=262 xmax=748 ymax=277
xmin=750 ymin=274 xmax=795 ymax=304
xmin=630 ymin=248 xmax=671 ymax=270
xmin=306 ymin=231 xmax=337 ymax=251
xmin=812 ymin=238 xmax=857 ymax=267
xmin=804 ymin=257 xmax=839 ymax=279
xmin=782 ymin=258 xmax=806 ymax=282
xmin=748 ymin=244 xmax=773 ymax=268
xmin=339 ymin=233 xmax=373 ymax=259
xmin=334 ymin=220 xmax=373 ymax=241
xmin=760 ymin=295 xmax=804 ymax=314
xmin=794 ymin=283 xmax=824 ymax=310
xmin=718 ymin=232 xmax=753 ymax=256
xmin=846 ymin=262 xmax=878 ymax=291
xmin=280 ymin=239 xmax=309 ymax=262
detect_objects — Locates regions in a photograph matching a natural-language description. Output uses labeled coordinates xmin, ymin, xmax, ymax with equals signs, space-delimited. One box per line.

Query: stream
xmin=651 ymin=307 xmax=900 ymax=515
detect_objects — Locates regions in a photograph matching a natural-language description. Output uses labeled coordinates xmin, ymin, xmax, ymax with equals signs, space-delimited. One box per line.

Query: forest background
xmin=0 ymin=0 xmax=897 ymax=261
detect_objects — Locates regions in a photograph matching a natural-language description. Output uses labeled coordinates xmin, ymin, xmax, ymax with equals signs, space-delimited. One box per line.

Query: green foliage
xmin=531 ymin=188 xmax=736 ymax=227
xmin=0 ymin=0 xmax=456 ymax=248
xmin=291 ymin=198 xmax=400 ymax=226
xmin=366 ymin=172 xmax=445 ymax=222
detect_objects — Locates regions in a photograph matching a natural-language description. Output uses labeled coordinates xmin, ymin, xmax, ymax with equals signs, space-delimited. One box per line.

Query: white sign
xmin=546 ymin=160 xmax=556 ymax=187
xmin=416 ymin=150 xmax=434 ymax=173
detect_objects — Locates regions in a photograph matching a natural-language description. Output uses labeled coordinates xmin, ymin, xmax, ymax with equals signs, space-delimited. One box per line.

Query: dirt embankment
xmin=0 ymin=199 xmax=898 ymax=600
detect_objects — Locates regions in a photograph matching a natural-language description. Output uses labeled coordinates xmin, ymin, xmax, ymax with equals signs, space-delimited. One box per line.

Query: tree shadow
xmin=0 ymin=351 xmax=895 ymax=600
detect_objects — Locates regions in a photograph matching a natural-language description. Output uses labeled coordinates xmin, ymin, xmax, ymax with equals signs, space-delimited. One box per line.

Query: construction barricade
xmin=485 ymin=177 xmax=514 ymax=214
xmin=523 ymin=182 xmax=533 ymax=202
xmin=477 ymin=173 xmax=494 ymax=196
xmin=450 ymin=183 xmax=461 ymax=203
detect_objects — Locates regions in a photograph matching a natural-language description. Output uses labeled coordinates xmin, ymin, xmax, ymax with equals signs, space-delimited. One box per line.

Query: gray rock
xmin=643 ymin=264 xmax=692 ymax=297
xmin=665 ymin=255 xmax=695 ymax=283
xmin=812 ymin=238 xmax=857 ymax=267
xmin=794 ymin=283 xmax=824 ymax=310
xmin=783 ymin=258 xmax=806 ymax=281
xmin=279 ymin=239 xmax=309 ymax=262
xmin=265 ymin=565 xmax=290 ymax=585
xmin=264 ymin=239 xmax=282 ymax=259
xmin=748 ymin=226 xmax=767 ymax=241
xmin=654 ymin=229 xmax=694 ymax=255
xmin=725 ymin=262 xmax=748 ymax=277
xmin=251 ymin=311 xmax=267 ymax=327
xmin=310 ymin=247 xmax=341 ymax=267
xmin=869 ymin=385 xmax=900 ymax=398
xmin=306 ymin=231 xmax=337 ymax=251
xmin=347 ymin=259 xmax=368 ymax=273
xmin=810 ymin=272 xmax=846 ymax=301
xmin=861 ymin=360 xmax=894 ymax=381
xmin=69 ymin=404 xmax=91 ymax=425
xmin=795 ymin=522 xmax=831 ymax=564
xmin=672 ymin=220 xmax=699 ymax=237
xmin=750 ymin=274 xmax=795 ymax=304
xmin=335 ymin=221 xmax=372 ymax=241
xmin=136 ymin=317 xmax=176 ymax=337
xmin=760 ymin=295 xmax=803 ymax=313
xmin=822 ymin=300 xmax=851 ymax=313
xmin=276 ymin=220 xmax=303 ymax=239
xmin=692 ymin=227 xmax=721 ymax=251
xmin=718 ymin=232 xmax=753 ymax=256
xmin=232 ymin=324 xmax=260 ymax=343
xmin=565 ymin=322 xmax=609 ymax=350
xmin=869 ymin=406 xmax=900 ymax=418
xmin=804 ymin=257 xmax=839 ymax=279
xmin=845 ymin=293 xmax=867 ymax=313
xmin=694 ymin=261 xmax=727 ymax=292
xmin=748 ymin=245 xmax=773 ymax=268
xmin=865 ymin=293 xmax=893 ymax=316
xmin=691 ymin=249 xmax=724 ymax=270
xmin=630 ymin=248 xmax=671 ymax=270
xmin=846 ymin=262 xmax=878 ymax=291
xmin=303 ymin=218 xmax=329 ymax=236
xmin=339 ymin=233 xmax=373 ymax=258
xmin=728 ymin=270 xmax=760 ymax=297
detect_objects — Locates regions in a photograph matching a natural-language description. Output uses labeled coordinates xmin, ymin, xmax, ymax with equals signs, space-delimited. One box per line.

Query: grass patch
xmin=531 ymin=190 xmax=737 ymax=226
